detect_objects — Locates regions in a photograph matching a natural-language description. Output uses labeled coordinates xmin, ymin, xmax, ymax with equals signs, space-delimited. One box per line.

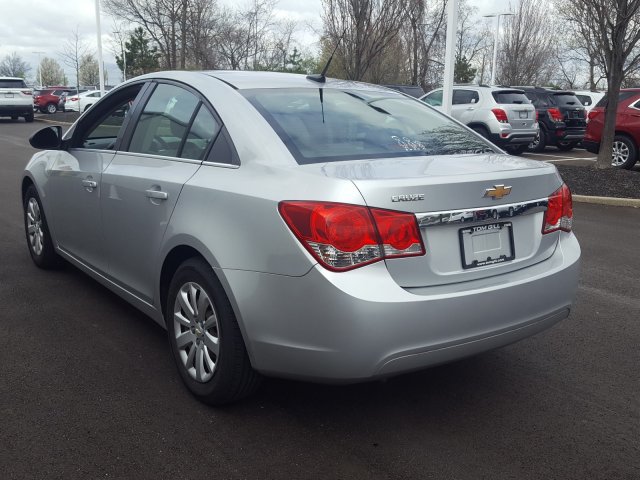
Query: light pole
xmin=442 ymin=0 xmax=458 ymax=115
xmin=483 ymin=12 xmax=514 ymax=85
xmin=95 ymin=0 xmax=106 ymax=92
xmin=33 ymin=51 xmax=45 ymax=87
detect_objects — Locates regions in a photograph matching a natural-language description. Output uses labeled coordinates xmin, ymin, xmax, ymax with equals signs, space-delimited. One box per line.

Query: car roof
xmin=0 ymin=76 xmax=25 ymax=81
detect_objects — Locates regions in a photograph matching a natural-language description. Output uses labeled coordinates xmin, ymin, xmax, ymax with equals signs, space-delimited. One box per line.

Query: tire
xmin=24 ymin=112 xmax=34 ymax=123
xmin=11 ymin=115 xmax=18 ymax=120
xmin=166 ymin=257 xmax=261 ymax=405
xmin=557 ymin=141 xmax=578 ymax=152
xmin=471 ymin=126 xmax=490 ymax=139
xmin=611 ymin=135 xmax=638 ymax=169
xmin=527 ymin=129 xmax=547 ymax=153
xmin=46 ymin=103 xmax=57 ymax=114
xmin=504 ymin=145 xmax=526 ymax=156
xmin=23 ymin=185 xmax=63 ymax=269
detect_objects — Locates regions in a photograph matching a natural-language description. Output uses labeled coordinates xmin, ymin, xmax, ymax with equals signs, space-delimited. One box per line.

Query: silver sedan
xmin=22 ymin=71 xmax=580 ymax=404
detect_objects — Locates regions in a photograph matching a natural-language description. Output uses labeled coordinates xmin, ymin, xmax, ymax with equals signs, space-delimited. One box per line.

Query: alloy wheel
xmin=26 ymin=198 xmax=44 ymax=256
xmin=173 ymin=282 xmax=220 ymax=383
xmin=611 ymin=140 xmax=630 ymax=167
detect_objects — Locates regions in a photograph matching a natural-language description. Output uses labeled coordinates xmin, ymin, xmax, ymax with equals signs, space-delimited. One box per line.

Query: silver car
xmin=22 ymin=71 xmax=580 ymax=404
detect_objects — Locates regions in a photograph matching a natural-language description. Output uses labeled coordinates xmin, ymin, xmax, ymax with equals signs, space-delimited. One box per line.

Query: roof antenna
xmin=307 ymin=28 xmax=347 ymax=83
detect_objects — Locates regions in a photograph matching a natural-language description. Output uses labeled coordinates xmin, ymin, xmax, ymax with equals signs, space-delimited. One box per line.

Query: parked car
xmin=421 ymin=85 xmax=538 ymax=155
xmin=58 ymin=89 xmax=88 ymax=112
xmin=583 ymin=89 xmax=640 ymax=169
xmin=22 ymin=71 xmax=580 ymax=404
xmin=33 ymin=88 xmax=75 ymax=114
xmin=383 ymin=84 xmax=425 ymax=98
xmin=64 ymin=89 xmax=106 ymax=112
xmin=514 ymin=87 xmax=587 ymax=152
xmin=0 ymin=77 xmax=33 ymax=122
xmin=572 ymin=90 xmax=606 ymax=113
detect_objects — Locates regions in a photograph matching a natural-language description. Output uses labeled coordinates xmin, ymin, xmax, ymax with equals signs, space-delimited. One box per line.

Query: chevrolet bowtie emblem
xmin=484 ymin=184 xmax=512 ymax=200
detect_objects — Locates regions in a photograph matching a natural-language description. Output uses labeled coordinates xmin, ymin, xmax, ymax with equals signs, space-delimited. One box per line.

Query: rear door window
xmin=452 ymin=90 xmax=479 ymax=105
xmin=422 ymin=90 xmax=442 ymax=106
xmin=128 ymin=83 xmax=200 ymax=158
xmin=576 ymin=95 xmax=592 ymax=107
xmin=492 ymin=91 xmax=529 ymax=104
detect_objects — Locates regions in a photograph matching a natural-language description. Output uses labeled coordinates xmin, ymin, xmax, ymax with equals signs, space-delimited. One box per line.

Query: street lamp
xmin=32 ymin=51 xmax=45 ymax=87
xmin=95 ymin=0 xmax=106 ymax=92
xmin=483 ymin=12 xmax=515 ymax=85
xmin=442 ymin=0 xmax=458 ymax=115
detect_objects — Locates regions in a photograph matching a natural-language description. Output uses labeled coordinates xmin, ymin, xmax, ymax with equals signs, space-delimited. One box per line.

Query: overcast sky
xmin=0 ymin=0 xmax=506 ymax=85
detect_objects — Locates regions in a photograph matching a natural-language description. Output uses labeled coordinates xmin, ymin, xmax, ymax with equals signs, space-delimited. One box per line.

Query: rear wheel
xmin=611 ymin=135 xmax=637 ymax=169
xmin=527 ymin=129 xmax=547 ymax=153
xmin=166 ymin=257 xmax=261 ymax=405
xmin=23 ymin=185 xmax=63 ymax=269
xmin=24 ymin=112 xmax=34 ymax=123
xmin=504 ymin=145 xmax=526 ymax=156
xmin=471 ymin=126 xmax=490 ymax=139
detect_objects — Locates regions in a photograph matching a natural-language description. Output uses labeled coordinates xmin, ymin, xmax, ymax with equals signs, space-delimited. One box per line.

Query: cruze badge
xmin=391 ymin=194 xmax=425 ymax=202
xmin=483 ymin=184 xmax=512 ymax=200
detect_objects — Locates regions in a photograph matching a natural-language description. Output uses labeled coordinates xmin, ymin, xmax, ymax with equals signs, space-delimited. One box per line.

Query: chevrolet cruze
xmin=22 ymin=71 xmax=581 ymax=404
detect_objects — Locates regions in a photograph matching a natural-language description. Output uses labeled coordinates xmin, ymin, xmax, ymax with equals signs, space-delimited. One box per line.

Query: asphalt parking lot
xmin=1 ymin=120 xmax=639 ymax=480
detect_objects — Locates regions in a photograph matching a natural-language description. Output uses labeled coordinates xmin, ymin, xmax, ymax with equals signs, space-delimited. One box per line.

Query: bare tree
xmin=36 ymin=57 xmax=66 ymax=86
xmin=498 ymin=0 xmax=556 ymax=86
xmin=557 ymin=0 xmax=640 ymax=169
xmin=321 ymin=0 xmax=409 ymax=82
xmin=59 ymin=27 xmax=91 ymax=91
xmin=79 ymin=54 xmax=100 ymax=86
xmin=0 ymin=52 xmax=31 ymax=78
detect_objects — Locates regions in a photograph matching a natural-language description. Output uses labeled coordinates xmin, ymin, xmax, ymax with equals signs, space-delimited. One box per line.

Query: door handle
xmin=145 ymin=189 xmax=168 ymax=200
xmin=82 ymin=179 xmax=97 ymax=188
xmin=467 ymin=107 xmax=475 ymax=111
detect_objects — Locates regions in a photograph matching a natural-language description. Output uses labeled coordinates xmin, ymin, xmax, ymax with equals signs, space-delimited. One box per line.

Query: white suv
xmin=0 ymin=77 xmax=34 ymax=122
xmin=421 ymin=86 xmax=538 ymax=155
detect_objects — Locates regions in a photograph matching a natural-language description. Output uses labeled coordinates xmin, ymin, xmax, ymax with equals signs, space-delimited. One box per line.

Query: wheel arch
xmin=157 ymin=241 xmax=257 ymax=364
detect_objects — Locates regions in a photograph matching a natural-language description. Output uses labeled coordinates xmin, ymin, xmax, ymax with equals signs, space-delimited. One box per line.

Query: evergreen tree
xmin=454 ymin=55 xmax=477 ymax=84
xmin=116 ymin=28 xmax=160 ymax=78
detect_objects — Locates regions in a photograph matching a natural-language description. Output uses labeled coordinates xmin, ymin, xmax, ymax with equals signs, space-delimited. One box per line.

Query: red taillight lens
xmin=69 ymin=97 xmax=78 ymax=101
xmin=542 ymin=184 xmax=573 ymax=234
xmin=535 ymin=110 xmax=539 ymax=122
xmin=587 ymin=110 xmax=600 ymax=121
xmin=279 ymin=201 xmax=425 ymax=271
xmin=21 ymin=90 xmax=31 ymax=95
xmin=548 ymin=108 xmax=563 ymax=122
xmin=491 ymin=108 xmax=509 ymax=123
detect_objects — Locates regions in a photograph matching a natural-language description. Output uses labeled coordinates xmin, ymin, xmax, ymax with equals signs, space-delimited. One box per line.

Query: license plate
xmin=518 ymin=111 xmax=527 ymax=119
xmin=4 ymin=93 xmax=14 ymax=98
xmin=459 ymin=222 xmax=515 ymax=269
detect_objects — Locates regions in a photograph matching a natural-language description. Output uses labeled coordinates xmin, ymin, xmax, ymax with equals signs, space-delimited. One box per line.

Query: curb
xmin=573 ymin=195 xmax=640 ymax=208
xmin=25 ymin=120 xmax=640 ymax=208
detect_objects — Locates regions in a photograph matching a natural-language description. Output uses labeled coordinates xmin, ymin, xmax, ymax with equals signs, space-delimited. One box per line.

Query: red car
xmin=33 ymin=87 xmax=73 ymax=114
xmin=583 ymin=89 xmax=640 ymax=169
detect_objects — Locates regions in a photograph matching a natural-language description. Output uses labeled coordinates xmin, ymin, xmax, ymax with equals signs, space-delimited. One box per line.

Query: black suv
xmin=515 ymin=87 xmax=587 ymax=152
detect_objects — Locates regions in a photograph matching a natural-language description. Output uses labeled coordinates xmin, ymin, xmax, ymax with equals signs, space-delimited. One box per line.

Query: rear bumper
xmin=490 ymin=129 xmax=538 ymax=146
xmin=0 ymin=104 xmax=32 ymax=116
xmin=223 ymin=233 xmax=581 ymax=383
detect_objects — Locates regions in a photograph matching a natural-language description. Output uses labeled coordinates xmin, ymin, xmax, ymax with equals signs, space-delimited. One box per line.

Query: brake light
xmin=491 ymin=108 xmax=509 ymax=123
xmin=587 ymin=110 xmax=600 ymax=121
xmin=69 ymin=97 xmax=78 ymax=101
xmin=548 ymin=108 xmax=563 ymax=122
xmin=535 ymin=110 xmax=539 ymax=122
xmin=542 ymin=184 xmax=573 ymax=234
xmin=279 ymin=201 xmax=425 ymax=271
xmin=21 ymin=90 xmax=31 ymax=95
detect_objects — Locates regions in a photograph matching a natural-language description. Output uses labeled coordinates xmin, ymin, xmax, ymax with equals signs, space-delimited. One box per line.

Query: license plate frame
xmin=4 ymin=93 xmax=14 ymax=98
xmin=459 ymin=222 xmax=515 ymax=269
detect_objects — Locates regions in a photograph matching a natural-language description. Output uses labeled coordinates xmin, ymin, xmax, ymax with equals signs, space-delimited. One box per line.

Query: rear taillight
xmin=21 ymin=90 xmax=31 ymax=95
xmin=491 ymin=108 xmax=509 ymax=123
xmin=587 ymin=110 xmax=600 ymax=121
xmin=542 ymin=184 xmax=573 ymax=234
xmin=535 ymin=110 xmax=539 ymax=122
xmin=69 ymin=97 xmax=78 ymax=101
xmin=279 ymin=201 xmax=425 ymax=271
xmin=548 ymin=108 xmax=563 ymax=122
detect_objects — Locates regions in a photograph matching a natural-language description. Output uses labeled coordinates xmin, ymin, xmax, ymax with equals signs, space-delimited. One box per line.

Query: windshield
xmin=0 ymin=79 xmax=27 ymax=88
xmin=243 ymin=88 xmax=496 ymax=164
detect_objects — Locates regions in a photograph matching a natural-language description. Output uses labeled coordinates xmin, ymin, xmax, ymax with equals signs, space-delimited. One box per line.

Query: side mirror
xmin=29 ymin=126 xmax=63 ymax=150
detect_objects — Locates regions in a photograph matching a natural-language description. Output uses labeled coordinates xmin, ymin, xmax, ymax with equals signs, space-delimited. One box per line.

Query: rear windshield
xmin=492 ymin=91 xmax=530 ymax=104
xmin=595 ymin=91 xmax=638 ymax=108
xmin=0 ymin=79 xmax=27 ymax=88
xmin=551 ymin=94 xmax=581 ymax=106
xmin=242 ymin=88 xmax=496 ymax=164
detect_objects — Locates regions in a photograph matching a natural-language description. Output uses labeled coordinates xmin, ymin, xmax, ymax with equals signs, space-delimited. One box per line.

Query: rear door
xmin=451 ymin=89 xmax=479 ymax=124
xmin=101 ymin=81 xmax=221 ymax=302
